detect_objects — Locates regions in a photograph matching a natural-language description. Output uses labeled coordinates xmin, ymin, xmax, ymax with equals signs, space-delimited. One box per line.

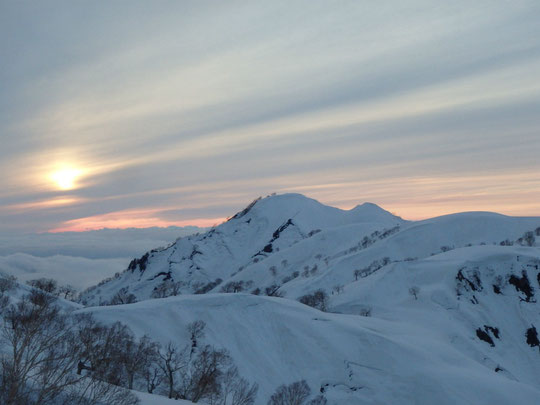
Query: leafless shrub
xmin=267 ymin=379 xmax=310 ymax=405
xmin=0 ymin=294 xmax=139 ymax=405
xmin=298 ymin=290 xmax=328 ymax=312
xmin=151 ymin=280 xmax=183 ymax=298
xmin=109 ymin=287 xmax=137 ymax=305
xmin=409 ymin=286 xmax=420 ymax=300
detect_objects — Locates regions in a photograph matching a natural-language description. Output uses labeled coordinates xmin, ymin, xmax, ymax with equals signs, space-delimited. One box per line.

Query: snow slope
xmin=7 ymin=193 xmax=540 ymax=404
xmin=81 ymin=244 xmax=540 ymax=405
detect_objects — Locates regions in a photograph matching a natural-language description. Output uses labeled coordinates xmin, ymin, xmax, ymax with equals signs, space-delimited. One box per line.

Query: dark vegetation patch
xmin=151 ymin=271 xmax=172 ymax=281
xmin=476 ymin=328 xmax=495 ymax=347
xmin=526 ymin=326 xmax=539 ymax=348
xmin=229 ymin=196 xmax=261 ymax=220
xmin=456 ymin=268 xmax=483 ymax=293
xmin=485 ymin=326 xmax=500 ymax=339
xmin=189 ymin=246 xmax=203 ymax=260
xmin=508 ymin=271 xmax=534 ymax=302
xmin=194 ymin=278 xmax=222 ymax=294
xmin=272 ymin=219 xmax=294 ymax=240
xmin=254 ymin=219 xmax=296 ymax=258
xmin=264 ymin=284 xmax=283 ymax=297
xmin=298 ymin=289 xmax=329 ymax=312
xmin=352 ymin=257 xmax=391 ymax=280
xmin=476 ymin=325 xmax=500 ymax=347
xmin=128 ymin=252 xmax=149 ymax=273
xmin=220 ymin=280 xmax=253 ymax=293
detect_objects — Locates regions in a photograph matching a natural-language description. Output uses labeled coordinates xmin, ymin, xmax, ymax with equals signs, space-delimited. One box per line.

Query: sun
xmin=50 ymin=168 xmax=82 ymax=191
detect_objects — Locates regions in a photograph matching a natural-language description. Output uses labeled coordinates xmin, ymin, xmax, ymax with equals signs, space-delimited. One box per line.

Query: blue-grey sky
xmin=1 ymin=0 xmax=540 ymax=234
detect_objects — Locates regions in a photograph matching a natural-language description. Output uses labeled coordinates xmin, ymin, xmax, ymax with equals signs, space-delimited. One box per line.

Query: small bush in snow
xmin=265 ymin=284 xmax=284 ymax=298
xmin=109 ymin=287 xmax=137 ymax=305
xmin=332 ymin=285 xmax=344 ymax=295
xmin=359 ymin=307 xmax=372 ymax=317
xmin=409 ymin=286 xmax=420 ymax=300
xmin=220 ymin=281 xmax=247 ymax=293
xmin=298 ymin=289 xmax=329 ymax=312
xmin=26 ymin=277 xmax=58 ymax=294
xmin=151 ymin=280 xmax=183 ymax=298
xmin=267 ymin=380 xmax=311 ymax=405
xmin=194 ymin=278 xmax=223 ymax=294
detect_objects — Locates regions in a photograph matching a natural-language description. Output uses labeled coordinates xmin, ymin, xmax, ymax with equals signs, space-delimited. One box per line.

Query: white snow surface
xmin=11 ymin=193 xmax=540 ymax=404
xmin=82 ymin=245 xmax=540 ymax=404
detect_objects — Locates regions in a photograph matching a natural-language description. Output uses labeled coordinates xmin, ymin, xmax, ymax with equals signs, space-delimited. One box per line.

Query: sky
xmin=1 ymin=0 xmax=540 ymax=234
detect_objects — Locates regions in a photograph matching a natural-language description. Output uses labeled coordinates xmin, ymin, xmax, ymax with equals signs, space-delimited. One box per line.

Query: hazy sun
xmin=51 ymin=168 xmax=82 ymax=190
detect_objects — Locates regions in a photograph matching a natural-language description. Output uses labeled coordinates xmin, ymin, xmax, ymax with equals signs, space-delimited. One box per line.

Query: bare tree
xmin=58 ymin=284 xmax=77 ymax=301
xmin=188 ymin=320 xmax=206 ymax=357
xmin=151 ymin=280 xmax=183 ymax=298
xmin=522 ymin=231 xmax=536 ymax=247
xmin=228 ymin=368 xmax=258 ymax=405
xmin=298 ymin=290 xmax=328 ymax=312
xmin=267 ymin=380 xmax=311 ymax=405
xmin=109 ymin=287 xmax=137 ymax=305
xmin=209 ymin=366 xmax=258 ymax=405
xmin=0 ymin=291 xmax=139 ymax=405
xmin=177 ymin=345 xmax=230 ymax=402
xmin=157 ymin=342 xmax=187 ymax=399
xmin=143 ymin=365 xmax=163 ymax=394
xmin=26 ymin=278 xmax=58 ymax=294
xmin=121 ymin=334 xmax=159 ymax=389
xmin=76 ymin=318 xmax=131 ymax=386
xmin=0 ymin=275 xmax=16 ymax=293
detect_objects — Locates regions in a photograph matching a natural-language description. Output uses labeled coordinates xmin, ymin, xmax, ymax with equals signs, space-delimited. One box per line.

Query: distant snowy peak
xmin=80 ymin=194 xmax=403 ymax=304
xmin=226 ymin=193 xmax=403 ymax=229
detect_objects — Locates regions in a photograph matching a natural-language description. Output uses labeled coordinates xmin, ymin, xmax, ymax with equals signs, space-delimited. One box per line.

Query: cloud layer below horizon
xmin=1 ymin=1 xmax=540 ymax=234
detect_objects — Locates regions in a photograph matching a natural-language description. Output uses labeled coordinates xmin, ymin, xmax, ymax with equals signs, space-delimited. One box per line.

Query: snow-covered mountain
xmin=81 ymin=193 xmax=539 ymax=307
xmin=5 ymin=193 xmax=540 ymax=404
xmin=80 ymin=194 xmax=405 ymax=304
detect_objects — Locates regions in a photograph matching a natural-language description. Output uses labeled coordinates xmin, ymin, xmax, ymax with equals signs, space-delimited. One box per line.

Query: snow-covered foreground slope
xmin=81 ymin=244 xmax=540 ymax=404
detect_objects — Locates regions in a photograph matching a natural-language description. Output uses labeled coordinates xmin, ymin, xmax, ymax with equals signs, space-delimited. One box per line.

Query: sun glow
xmin=50 ymin=167 xmax=82 ymax=190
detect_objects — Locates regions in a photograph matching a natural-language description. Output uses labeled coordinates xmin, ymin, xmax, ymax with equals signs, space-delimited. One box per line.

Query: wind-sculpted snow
xmin=82 ymin=281 xmax=540 ymax=404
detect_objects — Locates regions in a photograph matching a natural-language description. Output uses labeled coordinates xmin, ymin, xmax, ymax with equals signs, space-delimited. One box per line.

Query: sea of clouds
xmin=0 ymin=226 xmax=202 ymax=290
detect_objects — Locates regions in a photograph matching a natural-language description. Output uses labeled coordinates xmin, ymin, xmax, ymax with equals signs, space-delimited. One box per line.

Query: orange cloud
xmin=48 ymin=208 xmax=225 ymax=233
xmin=1 ymin=197 xmax=84 ymax=213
